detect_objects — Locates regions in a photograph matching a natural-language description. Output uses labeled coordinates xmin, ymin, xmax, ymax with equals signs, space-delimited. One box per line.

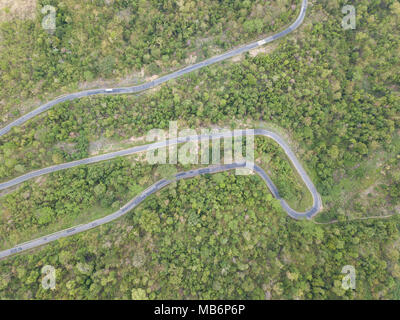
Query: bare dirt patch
xmin=89 ymin=135 xmax=146 ymax=156
xmin=0 ymin=0 xmax=36 ymax=21
xmin=231 ymin=42 xmax=278 ymax=63
xmin=185 ymin=53 xmax=197 ymax=65
xmin=78 ymin=69 xmax=145 ymax=91
xmin=249 ymin=42 xmax=278 ymax=57
xmin=231 ymin=55 xmax=243 ymax=63
xmin=145 ymin=74 xmax=159 ymax=82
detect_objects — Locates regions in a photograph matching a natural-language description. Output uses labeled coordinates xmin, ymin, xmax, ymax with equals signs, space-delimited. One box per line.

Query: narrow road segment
xmin=0 ymin=0 xmax=307 ymax=138
xmin=0 ymin=0 xmax=317 ymax=259
xmin=0 ymin=129 xmax=322 ymax=259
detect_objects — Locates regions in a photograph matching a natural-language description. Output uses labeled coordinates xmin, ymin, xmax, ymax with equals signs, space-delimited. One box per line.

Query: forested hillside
xmin=1 ymin=171 xmax=400 ymax=299
xmin=0 ymin=0 xmax=297 ymax=121
xmin=0 ymin=136 xmax=312 ymax=250
xmin=0 ymin=0 xmax=400 ymax=299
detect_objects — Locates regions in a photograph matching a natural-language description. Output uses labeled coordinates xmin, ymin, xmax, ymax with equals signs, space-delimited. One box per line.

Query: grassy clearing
xmin=315 ymin=133 xmax=400 ymax=223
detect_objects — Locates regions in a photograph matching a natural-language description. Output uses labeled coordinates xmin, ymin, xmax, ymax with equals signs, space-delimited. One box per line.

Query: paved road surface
xmin=0 ymin=0 xmax=317 ymax=259
xmin=0 ymin=0 xmax=307 ymax=138
xmin=0 ymin=129 xmax=322 ymax=259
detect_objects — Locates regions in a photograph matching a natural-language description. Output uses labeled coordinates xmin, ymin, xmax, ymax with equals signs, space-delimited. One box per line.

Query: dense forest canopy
xmin=0 ymin=0 xmax=297 ymax=121
xmin=0 ymin=0 xmax=399 ymax=299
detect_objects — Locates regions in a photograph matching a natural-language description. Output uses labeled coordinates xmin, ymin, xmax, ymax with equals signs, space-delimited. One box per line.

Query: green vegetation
xmin=255 ymin=136 xmax=313 ymax=211
xmin=1 ymin=173 xmax=400 ymax=299
xmin=0 ymin=134 xmax=312 ymax=250
xmin=0 ymin=157 xmax=153 ymax=250
xmin=0 ymin=0 xmax=400 ymax=300
xmin=1 ymin=0 xmax=398 ymax=219
xmin=0 ymin=0 xmax=297 ymax=121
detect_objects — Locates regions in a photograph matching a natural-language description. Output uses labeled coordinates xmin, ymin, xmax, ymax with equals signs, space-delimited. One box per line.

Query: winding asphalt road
xmin=0 ymin=0 xmax=318 ymax=259
xmin=0 ymin=129 xmax=322 ymax=259
xmin=0 ymin=0 xmax=307 ymax=138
